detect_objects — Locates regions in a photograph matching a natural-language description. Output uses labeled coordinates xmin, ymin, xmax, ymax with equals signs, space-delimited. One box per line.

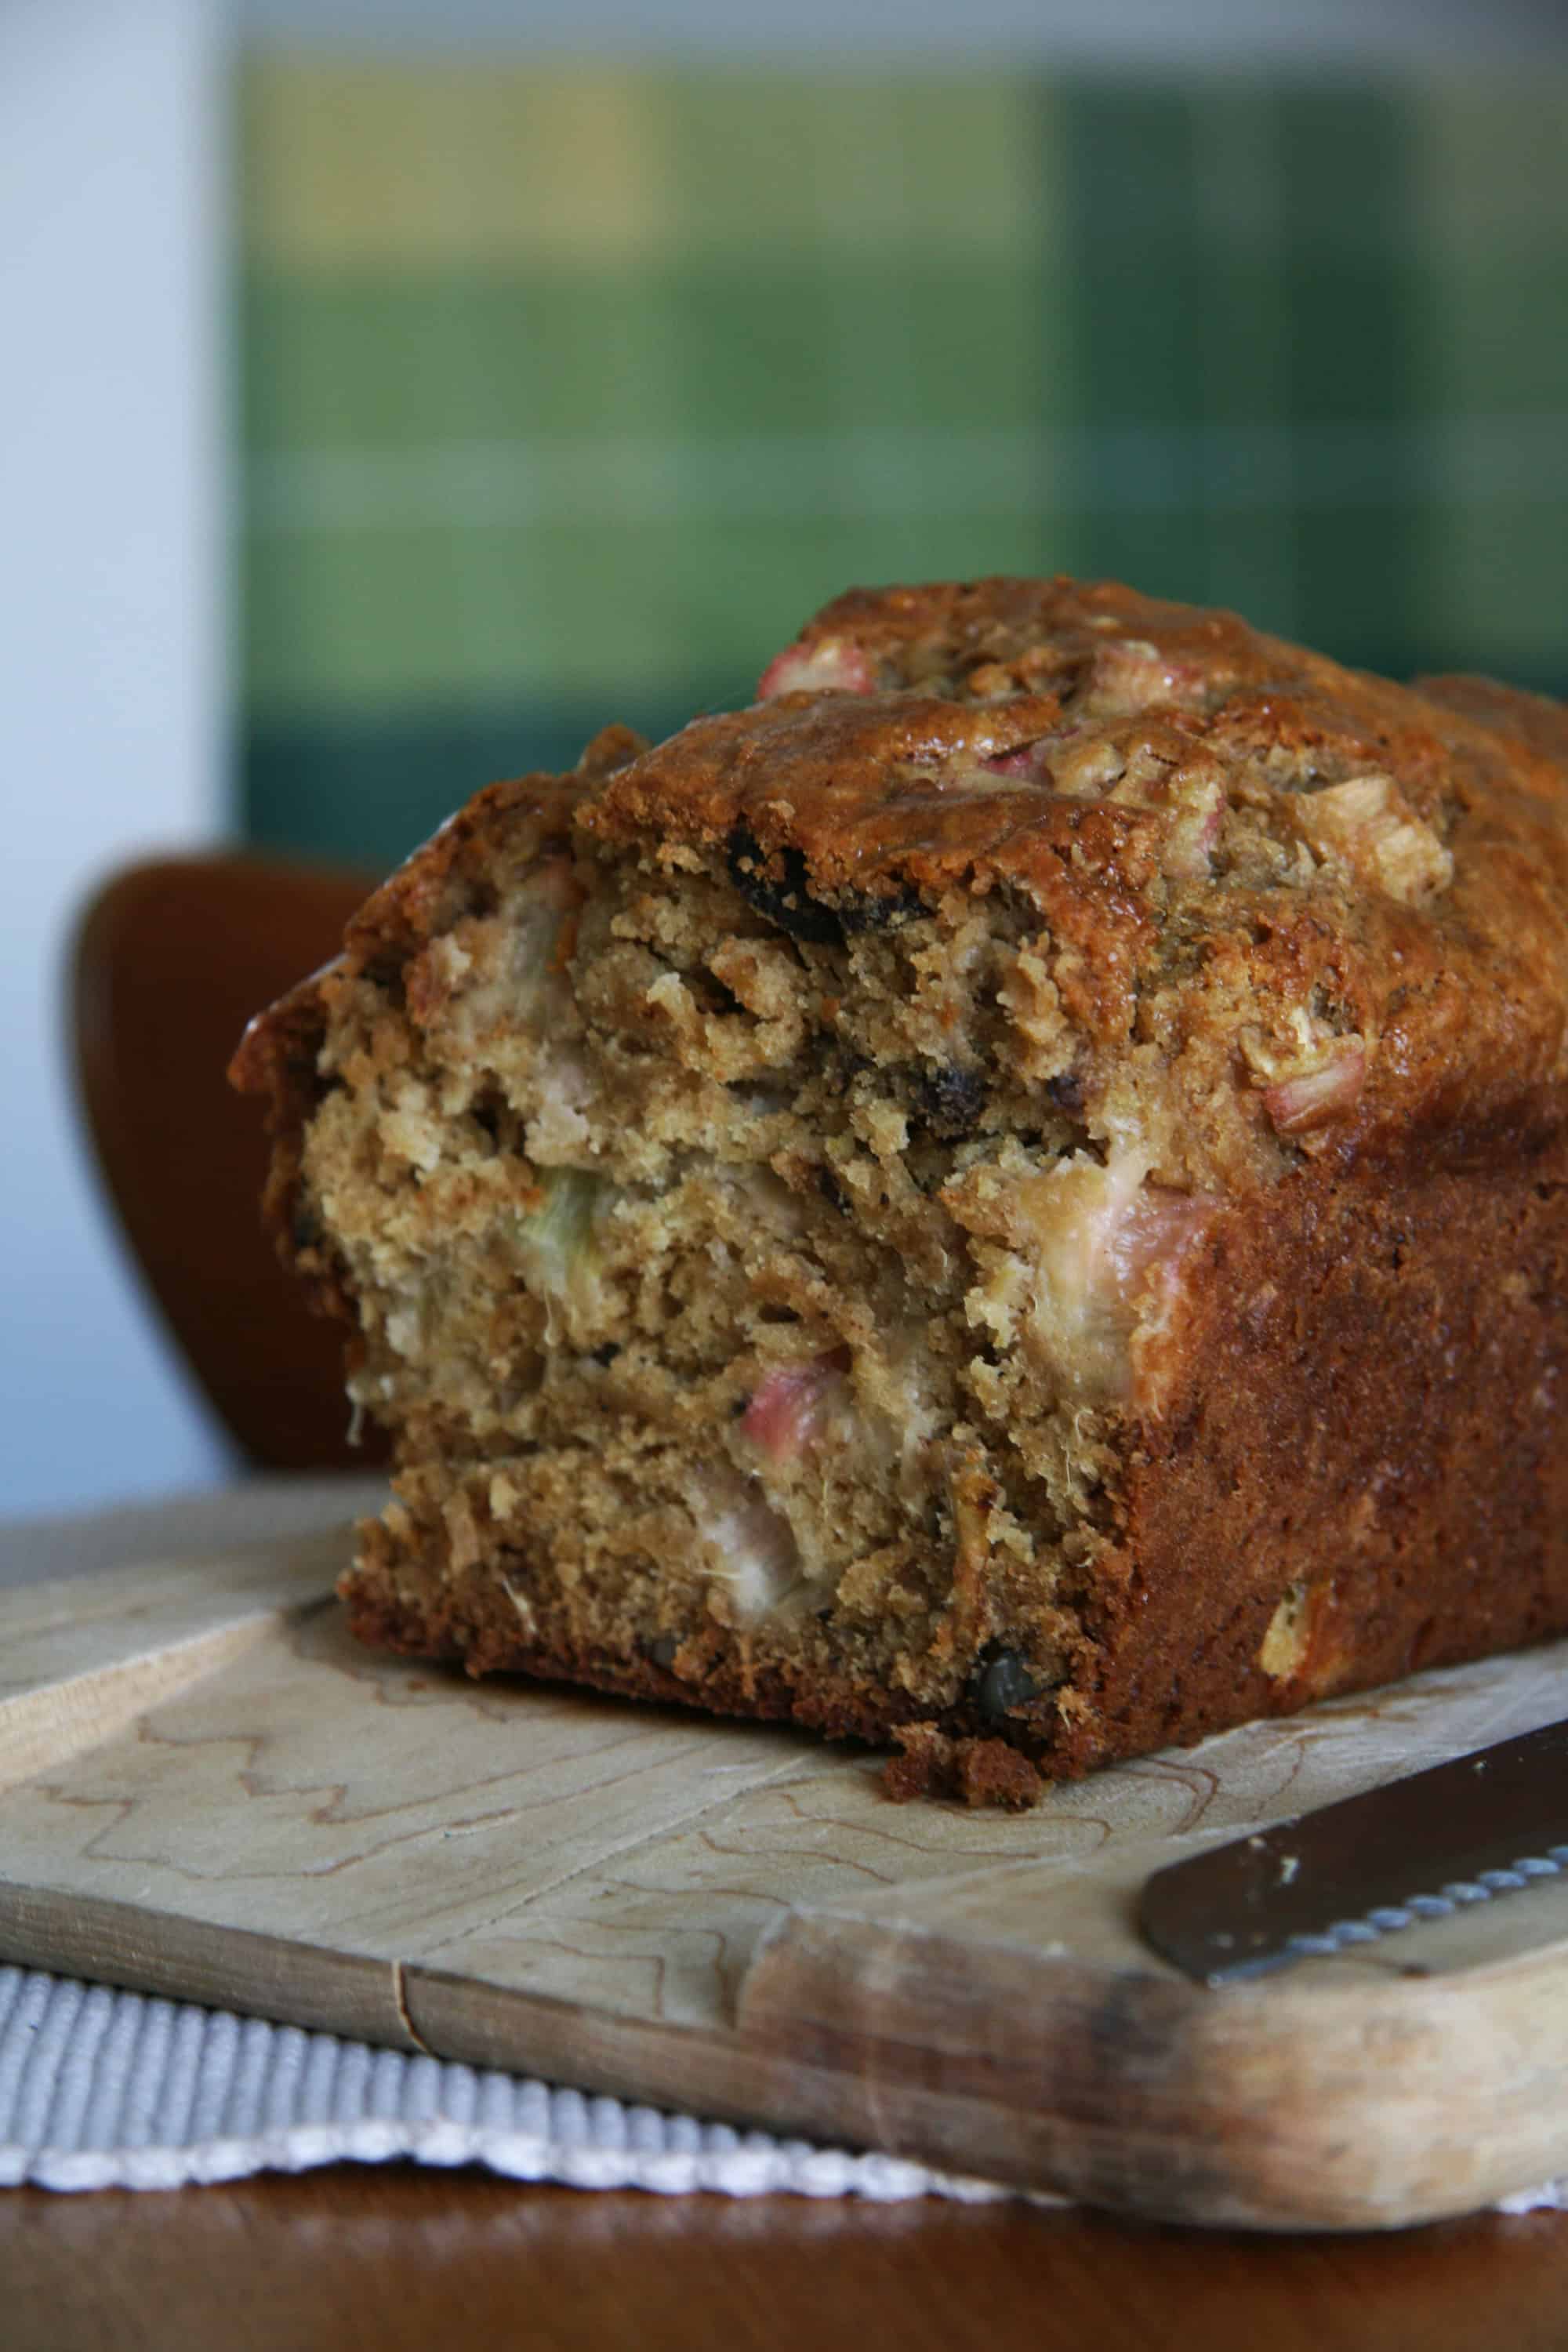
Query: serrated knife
xmin=1138 ymin=1715 xmax=1568 ymax=1984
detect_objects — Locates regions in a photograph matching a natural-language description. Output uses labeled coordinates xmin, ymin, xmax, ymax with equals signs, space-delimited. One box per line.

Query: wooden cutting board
xmin=3 ymin=1486 xmax=1568 ymax=2232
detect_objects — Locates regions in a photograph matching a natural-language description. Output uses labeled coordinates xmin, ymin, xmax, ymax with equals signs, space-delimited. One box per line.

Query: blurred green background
xmin=238 ymin=57 xmax=1568 ymax=873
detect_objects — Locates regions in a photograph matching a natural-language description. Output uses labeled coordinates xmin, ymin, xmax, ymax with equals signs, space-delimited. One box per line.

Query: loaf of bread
xmin=232 ymin=578 xmax=1568 ymax=1804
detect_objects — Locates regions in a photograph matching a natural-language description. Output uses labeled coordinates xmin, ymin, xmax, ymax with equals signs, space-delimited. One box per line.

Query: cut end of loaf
xmin=300 ymin=828 xmax=1203 ymax=1780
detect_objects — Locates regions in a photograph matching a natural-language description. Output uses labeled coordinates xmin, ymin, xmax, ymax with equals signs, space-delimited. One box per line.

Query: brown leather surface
xmin=72 ymin=853 xmax=387 ymax=1470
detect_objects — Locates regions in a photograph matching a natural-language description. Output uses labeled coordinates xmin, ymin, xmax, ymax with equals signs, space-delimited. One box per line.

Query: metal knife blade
xmin=1138 ymin=1715 xmax=1568 ymax=1985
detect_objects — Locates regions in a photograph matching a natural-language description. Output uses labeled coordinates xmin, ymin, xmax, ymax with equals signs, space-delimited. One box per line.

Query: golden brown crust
xmin=236 ymin=579 xmax=1568 ymax=1201
xmin=583 ymin=578 xmax=1568 ymax=1183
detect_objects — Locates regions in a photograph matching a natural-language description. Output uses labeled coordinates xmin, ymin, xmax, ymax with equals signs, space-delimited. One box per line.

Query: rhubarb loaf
xmin=232 ymin=577 xmax=1568 ymax=1803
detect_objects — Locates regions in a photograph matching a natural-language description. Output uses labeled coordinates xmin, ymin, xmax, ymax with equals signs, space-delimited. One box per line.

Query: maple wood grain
xmin=6 ymin=2171 xmax=1568 ymax=2352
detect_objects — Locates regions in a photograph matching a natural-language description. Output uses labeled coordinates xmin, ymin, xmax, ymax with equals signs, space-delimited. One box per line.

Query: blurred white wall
xmin=0 ymin=0 xmax=232 ymax=1515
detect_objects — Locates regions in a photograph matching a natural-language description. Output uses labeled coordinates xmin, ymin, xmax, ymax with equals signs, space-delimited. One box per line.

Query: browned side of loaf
xmin=1067 ymin=1148 xmax=1568 ymax=1771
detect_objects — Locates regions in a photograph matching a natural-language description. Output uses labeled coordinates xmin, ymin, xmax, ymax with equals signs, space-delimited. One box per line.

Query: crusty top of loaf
xmin=235 ymin=576 xmax=1568 ymax=1188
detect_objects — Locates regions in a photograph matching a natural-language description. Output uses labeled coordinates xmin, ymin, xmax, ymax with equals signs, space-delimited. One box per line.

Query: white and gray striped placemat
xmin=0 ymin=1967 xmax=1015 ymax=2198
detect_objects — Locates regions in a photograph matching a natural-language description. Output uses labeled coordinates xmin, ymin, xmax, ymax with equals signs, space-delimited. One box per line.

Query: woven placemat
xmin=0 ymin=1967 xmax=1013 ymax=2199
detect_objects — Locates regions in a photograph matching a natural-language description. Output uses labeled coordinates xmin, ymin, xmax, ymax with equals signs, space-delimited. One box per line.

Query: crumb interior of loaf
xmin=302 ymin=837 xmax=1221 ymax=1730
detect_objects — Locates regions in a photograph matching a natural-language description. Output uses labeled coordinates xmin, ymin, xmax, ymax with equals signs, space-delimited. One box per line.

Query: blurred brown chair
xmin=72 ymin=851 xmax=390 ymax=1472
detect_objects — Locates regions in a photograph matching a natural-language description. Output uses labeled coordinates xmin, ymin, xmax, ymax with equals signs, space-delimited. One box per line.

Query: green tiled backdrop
xmin=238 ymin=57 xmax=1568 ymax=872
